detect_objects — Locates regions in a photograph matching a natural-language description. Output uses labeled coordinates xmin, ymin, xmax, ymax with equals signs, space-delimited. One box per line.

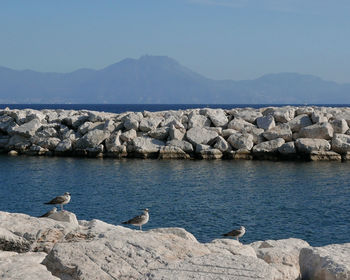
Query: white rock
xmin=0 ymin=252 xmax=59 ymax=280
xmin=252 ymin=138 xmax=285 ymax=153
xmin=188 ymin=113 xmax=211 ymax=129
xmin=166 ymin=139 xmax=194 ymax=153
xmin=11 ymin=119 xmax=42 ymax=138
xmin=131 ymin=136 xmax=165 ymax=154
xmin=78 ymin=121 xmax=104 ymax=135
xmin=105 ymin=130 xmax=122 ymax=151
xmin=47 ymin=211 xmax=79 ymax=228
xmin=186 ymin=127 xmax=218 ymax=145
xmin=233 ymin=109 xmax=263 ymax=124
xmin=330 ymin=119 xmax=349 ymax=134
xmin=75 ymin=129 xmax=110 ymax=149
xmin=278 ymin=142 xmax=296 ymax=154
xmin=139 ymin=117 xmax=163 ymax=132
xmin=203 ymin=108 xmax=229 ymax=127
xmin=300 ymin=243 xmax=350 ymax=280
xmin=263 ymin=124 xmax=292 ymax=141
xmin=295 ymin=138 xmax=331 ymax=153
xmin=257 ymin=115 xmax=276 ymax=130
xmin=263 ymin=107 xmax=295 ymax=123
xmin=214 ymin=136 xmax=230 ymax=152
xmin=331 ymin=133 xmax=350 ymax=153
xmin=148 ymin=127 xmax=169 ymax=140
xmin=311 ymin=111 xmax=328 ymax=123
xmin=120 ymin=129 xmax=137 ymax=142
xmin=227 ymin=117 xmax=254 ymax=132
xmin=251 ymin=238 xmax=310 ymax=280
xmin=55 ymin=139 xmax=72 ymax=153
xmin=168 ymin=125 xmax=186 ymax=141
xmin=287 ymin=114 xmax=312 ymax=132
xmin=227 ymin=132 xmax=254 ymax=150
xmin=299 ymin=122 xmax=334 ymax=140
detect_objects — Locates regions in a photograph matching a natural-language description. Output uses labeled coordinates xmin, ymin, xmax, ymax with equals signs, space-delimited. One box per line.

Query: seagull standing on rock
xmin=222 ymin=226 xmax=246 ymax=242
xmin=44 ymin=192 xmax=71 ymax=211
xmin=122 ymin=208 xmax=149 ymax=231
xmin=39 ymin=207 xmax=57 ymax=218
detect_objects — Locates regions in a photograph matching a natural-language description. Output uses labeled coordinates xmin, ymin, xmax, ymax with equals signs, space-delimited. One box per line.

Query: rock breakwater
xmin=1 ymin=106 xmax=350 ymax=161
xmin=1 ymin=211 xmax=349 ymax=279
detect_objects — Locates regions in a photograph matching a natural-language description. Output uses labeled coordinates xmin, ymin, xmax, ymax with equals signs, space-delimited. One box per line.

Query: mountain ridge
xmin=0 ymin=55 xmax=349 ymax=104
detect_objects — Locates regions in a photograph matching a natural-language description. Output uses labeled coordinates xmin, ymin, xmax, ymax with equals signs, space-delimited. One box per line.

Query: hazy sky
xmin=1 ymin=0 xmax=350 ymax=83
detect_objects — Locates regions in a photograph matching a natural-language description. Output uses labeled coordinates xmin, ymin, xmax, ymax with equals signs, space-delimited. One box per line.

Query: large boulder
xmin=78 ymin=122 xmax=104 ymax=135
xmin=214 ymin=136 xmax=230 ymax=152
xmin=227 ymin=118 xmax=254 ymax=132
xmin=263 ymin=124 xmax=292 ymax=141
xmin=203 ymin=108 xmax=228 ymax=127
xmin=331 ymin=133 xmax=350 ymax=153
xmin=263 ymin=107 xmax=295 ymax=123
xmin=186 ymin=127 xmax=218 ymax=146
xmin=256 ymin=115 xmax=275 ymax=130
xmin=11 ymin=119 xmax=42 ymax=138
xmin=251 ymin=238 xmax=310 ymax=280
xmin=300 ymin=243 xmax=350 ymax=280
xmin=0 ymin=252 xmax=59 ymax=280
xmin=330 ymin=119 xmax=349 ymax=134
xmin=252 ymin=138 xmax=285 ymax=153
xmin=55 ymin=139 xmax=72 ymax=153
xmin=227 ymin=132 xmax=254 ymax=150
xmin=166 ymin=139 xmax=194 ymax=153
xmin=278 ymin=142 xmax=296 ymax=155
xmin=131 ymin=136 xmax=165 ymax=157
xmin=299 ymin=122 xmax=334 ymax=140
xmin=232 ymin=109 xmax=263 ymax=124
xmin=188 ymin=113 xmax=211 ymax=129
xmin=139 ymin=117 xmax=163 ymax=132
xmin=158 ymin=146 xmax=190 ymax=159
xmin=0 ymin=211 xmax=77 ymax=253
xmin=287 ymin=114 xmax=312 ymax=132
xmin=295 ymin=138 xmax=331 ymax=153
xmin=148 ymin=127 xmax=169 ymax=141
xmin=75 ymin=130 xmax=110 ymax=149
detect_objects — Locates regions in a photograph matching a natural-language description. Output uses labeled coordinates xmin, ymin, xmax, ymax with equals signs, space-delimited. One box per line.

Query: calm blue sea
xmin=1 ymin=103 xmax=350 ymax=114
xmin=0 ymin=156 xmax=349 ymax=246
xmin=1 ymin=104 xmax=349 ymax=246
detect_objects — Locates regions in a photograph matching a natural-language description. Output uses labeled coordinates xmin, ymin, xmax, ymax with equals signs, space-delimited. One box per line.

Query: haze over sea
xmin=1 ymin=104 xmax=349 ymax=247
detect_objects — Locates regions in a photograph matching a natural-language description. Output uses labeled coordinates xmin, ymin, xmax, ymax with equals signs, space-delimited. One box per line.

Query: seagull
xmin=44 ymin=192 xmax=71 ymax=211
xmin=122 ymin=208 xmax=149 ymax=231
xmin=222 ymin=226 xmax=246 ymax=242
xmin=39 ymin=207 xmax=57 ymax=218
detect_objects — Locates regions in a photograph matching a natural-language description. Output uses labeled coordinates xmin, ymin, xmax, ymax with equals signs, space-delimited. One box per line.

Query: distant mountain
xmin=1 ymin=55 xmax=349 ymax=104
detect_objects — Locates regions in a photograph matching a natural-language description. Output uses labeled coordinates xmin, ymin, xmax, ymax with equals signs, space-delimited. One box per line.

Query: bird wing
xmin=45 ymin=195 xmax=66 ymax=204
xmin=123 ymin=214 xmax=144 ymax=224
xmin=223 ymin=229 xmax=241 ymax=236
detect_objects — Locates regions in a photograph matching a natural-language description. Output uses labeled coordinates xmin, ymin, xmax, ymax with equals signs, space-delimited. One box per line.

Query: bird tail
xmin=44 ymin=202 xmax=51 ymax=205
xmin=222 ymin=233 xmax=229 ymax=237
xmin=122 ymin=221 xmax=129 ymax=224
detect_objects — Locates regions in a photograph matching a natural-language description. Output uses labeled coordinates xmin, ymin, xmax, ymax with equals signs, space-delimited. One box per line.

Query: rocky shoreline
xmin=1 ymin=106 xmax=350 ymax=161
xmin=0 ymin=211 xmax=349 ymax=279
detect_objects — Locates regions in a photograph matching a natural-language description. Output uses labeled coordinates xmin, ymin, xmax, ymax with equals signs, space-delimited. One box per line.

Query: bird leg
xmin=61 ymin=204 xmax=64 ymax=211
xmin=140 ymin=225 xmax=142 ymax=231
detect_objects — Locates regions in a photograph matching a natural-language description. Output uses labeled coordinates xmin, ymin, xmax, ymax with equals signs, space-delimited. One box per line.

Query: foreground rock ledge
xmin=2 ymin=106 xmax=350 ymax=161
xmin=1 ymin=211 xmax=350 ymax=280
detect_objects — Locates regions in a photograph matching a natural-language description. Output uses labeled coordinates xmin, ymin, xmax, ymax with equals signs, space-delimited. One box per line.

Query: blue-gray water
xmin=1 ymin=155 xmax=349 ymax=246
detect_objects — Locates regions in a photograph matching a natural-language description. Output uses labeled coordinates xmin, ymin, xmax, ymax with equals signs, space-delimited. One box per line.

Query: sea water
xmin=1 ymin=155 xmax=349 ymax=246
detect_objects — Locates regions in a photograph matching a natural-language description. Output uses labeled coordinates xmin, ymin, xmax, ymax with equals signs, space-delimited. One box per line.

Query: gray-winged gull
xmin=39 ymin=207 xmax=57 ymax=218
xmin=222 ymin=226 xmax=246 ymax=241
xmin=44 ymin=192 xmax=71 ymax=211
xmin=122 ymin=208 xmax=149 ymax=231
